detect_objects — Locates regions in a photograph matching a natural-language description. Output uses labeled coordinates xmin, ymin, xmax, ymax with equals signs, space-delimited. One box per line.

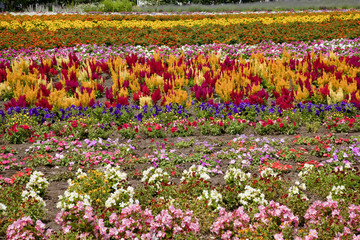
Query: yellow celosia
xmin=163 ymin=89 xmax=188 ymax=106
xmin=139 ymin=96 xmax=153 ymax=107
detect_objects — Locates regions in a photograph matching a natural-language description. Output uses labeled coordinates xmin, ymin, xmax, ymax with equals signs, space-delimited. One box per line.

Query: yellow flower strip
xmin=1 ymin=11 xmax=360 ymax=31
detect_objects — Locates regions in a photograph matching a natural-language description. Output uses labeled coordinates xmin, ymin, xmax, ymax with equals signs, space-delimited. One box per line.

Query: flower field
xmin=1 ymin=9 xmax=360 ymax=240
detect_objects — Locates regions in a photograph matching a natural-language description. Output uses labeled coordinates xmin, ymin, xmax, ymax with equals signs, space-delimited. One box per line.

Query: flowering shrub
xmin=211 ymin=207 xmax=250 ymax=239
xmin=199 ymin=118 xmax=224 ymax=136
xmin=3 ymin=123 xmax=33 ymax=144
xmin=25 ymin=171 xmax=49 ymax=197
xmin=288 ymin=181 xmax=308 ymax=201
xmin=224 ymin=167 xmax=251 ymax=187
xmin=253 ymin=201 xmax=299 ymax=239
xmin=141 ymin=167 xmax=170 ymax=190
xmin=105 ymin=186 xmax=139 ymax=209
xmin=225 ymin=116 xmax=248 ymax=135
xmin=197 ymin=189 xmax=223 ymax=211
xmin=238 ymin=185 xmax=268 ymax=209
xmin=302 ymin=200 xmax=346 ymax=239
xmin=7 ymin=216 xmax=52 ymax=240
xmin=255 ymin=117 xmax=298 ymax=135
xmin=142 ymin=123 xmax=166 ymax=138
xmin=168 ymin=118 xmax=195 ymax=137
xmin=55 ymin=202 xmax=200 ymax=239
xmin=180 ymin=165 xmax=211 ymax=182
xmin=57 ymin=183 xmax=92 ymax=211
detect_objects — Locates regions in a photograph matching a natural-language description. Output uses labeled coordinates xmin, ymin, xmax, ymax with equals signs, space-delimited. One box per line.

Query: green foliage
xmin=101 ymin=0 xmax=133 ymax=12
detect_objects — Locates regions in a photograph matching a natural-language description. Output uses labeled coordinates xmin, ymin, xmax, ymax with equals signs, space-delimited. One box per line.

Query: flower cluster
xmin=7 ymin=216 xmax=52 ymax=240
xmin=180 ymin=165 xmax=211 ymax=182
xmin=224 ymin=167 xmax=251 ymax=186
xmin=21 ymin=171 xmax=47 ymax=208
xmin=197 ymin=189 xmax=223 ymax=211
xmin=238 ymin=185 xmax=268 ymax=208
xmin=105 ymin=186 xmax=138 ymax=209
xmin=54 ymin=201 xmax=200 ymax=239
xmin=141 ymin=167 xmax=170 ymax=190
xmin=25 ymin=171 xmax=49 ymax=196
xmin=288 ymin=181 xmax=308 ymax=201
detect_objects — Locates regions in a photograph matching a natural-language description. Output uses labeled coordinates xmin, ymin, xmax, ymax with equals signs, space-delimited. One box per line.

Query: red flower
xmin=20 ymin=125 xmax=30 ymax=130
xmin=171 ymin=127 xmax=177 ymax=133
xmin=279 ymin=123 xmax=284 ymax=128
xmin=155 ymin=125 xmax=161 ymax=130
xmin=267 ymin=119 xmax=273 ymax=125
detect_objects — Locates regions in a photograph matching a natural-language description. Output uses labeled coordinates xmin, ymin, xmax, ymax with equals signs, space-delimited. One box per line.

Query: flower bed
xmin=1 ymin=11 xmax=360 ymax=49
xmin=1 ymin=9 xmax=360 ymax=240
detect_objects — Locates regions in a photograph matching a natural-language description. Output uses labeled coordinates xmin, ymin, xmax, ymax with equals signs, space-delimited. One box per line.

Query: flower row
xmin=3 ymin=103 xmax=360 ymax=144
xmin=1 ymin=14 xmax=360 ymax=49
xmin=1 ymin=51 xmax=360 ymax=111
xmin=2 ymin=160 xmax=360 ymax=239
xmin=2 ymin=38 xmax=360 ymax=66
xmin=2 ymin=11 xmax=360 ymax=31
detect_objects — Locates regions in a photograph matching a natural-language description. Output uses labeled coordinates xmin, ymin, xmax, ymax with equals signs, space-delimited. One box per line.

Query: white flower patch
xmin=197 ymin=189 xmax=222 ymax=211
xmin=141 ymin=167 xmax=169 ymax=190
xmin=298 ymin=164 xmax=315 ymax=179
xmin=0 ymin=203 xmax=7 ymax=215
xmin=21 ymin=171 xmax=48 ymax=209
xmin=327 ymin=185 xmax=345 ymax=200
xmin=288 ymin=182 xmax=308 ymax=201
xmin=103 ymin=165 xmax=127 ymax=189
xmin=238 ymin=185 xmax=268 ymax=207
xmin=224 ymin=167 xmax=251 ymax=186
xmin=181 ymin=165 xmax=210 ymax=182
xmin=105 ymin=186 xmax=139 ymax=209
xmin=21 ymin=189 xmax=46 ymax=207
xmin=57 ymin=190 xmax=92 ymax=211
xmin=25 ymin=171 xmax=49 ymax=196
xmin=260 ymin=167 xmax=278 ymax=178
xmin=76 ymin=168 xmax=87 ymax=179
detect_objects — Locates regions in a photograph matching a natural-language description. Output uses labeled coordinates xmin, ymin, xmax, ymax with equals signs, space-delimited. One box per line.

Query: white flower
xmin=238 ymin=185 xmax=268 ymax=207
xmin=181 ymin=165 xmax=210 ymax=182
xmin=197 ymin=189 xmax=222 ymax=210
xmin=105 ymin=186 xmax=138 ymax=209
xmin=142 ymin=167 xmax=169 ymax=189
xmin=0 ymin=203 xmax=7 ymax=214
xmin=298 ymin=164 xmax=315 ymax=179
xmin=21 ymin=189 xmax=46 ymax=207
xmin=224 ymin=167 xmax=251 ymax=186
xmin=103 ymin=165 xmax=127 ymax=189
xmin=26 ymin=171 xmax=49 ymax=195
xmin=57 ymin=190 xmax=91 ymax=211
xmin=76 ymin=168 xmax=87 ymax=179
xmin=260 ymin=167 xmax=278 ymax=178
xmin=327 ymin=185 xmax=345 ymax=200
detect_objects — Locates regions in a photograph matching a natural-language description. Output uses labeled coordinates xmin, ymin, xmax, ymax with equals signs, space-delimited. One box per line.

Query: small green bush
xmin=101 ymin=0 xmax=133 ymax=12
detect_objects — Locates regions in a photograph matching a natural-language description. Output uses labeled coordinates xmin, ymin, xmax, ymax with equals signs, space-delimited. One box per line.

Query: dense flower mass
xmin=1 ymin=8 xmax=360 ymax=240
xmin=1 ymin=10 xmax=360 ymax=49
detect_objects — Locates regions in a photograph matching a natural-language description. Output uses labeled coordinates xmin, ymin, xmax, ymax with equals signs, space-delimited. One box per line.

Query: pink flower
xmin=274 ymin=233 xmax=284 ymax=240
xmin=308 ymin=229 xmax=318 ymax=238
